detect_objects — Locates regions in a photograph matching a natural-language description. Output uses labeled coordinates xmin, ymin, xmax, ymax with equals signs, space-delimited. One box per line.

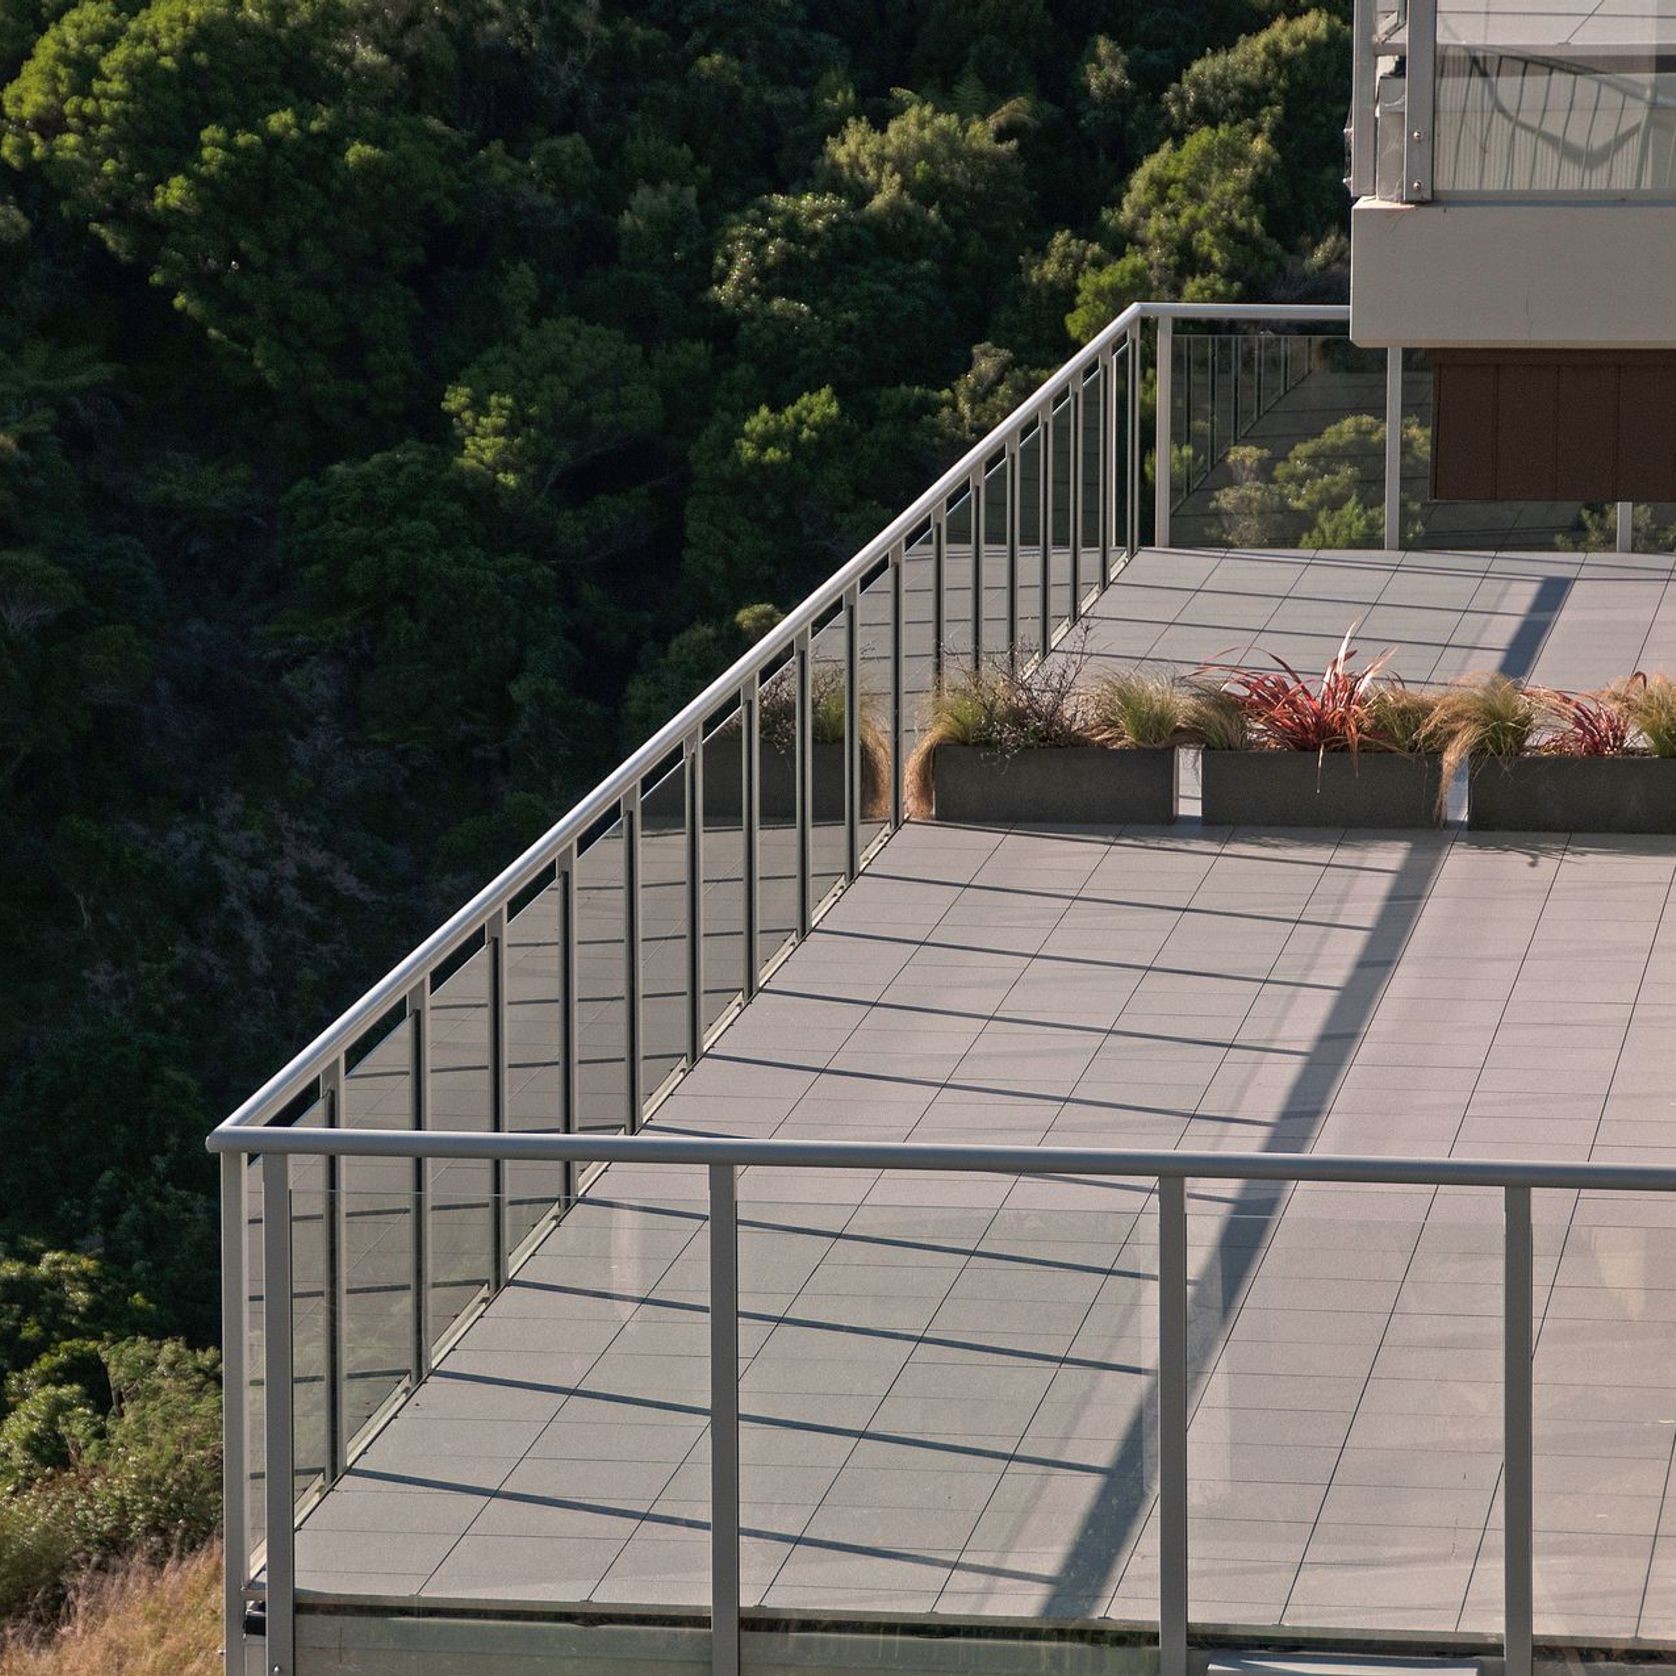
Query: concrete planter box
xmin=1467 ymin=755 xmax=1676 ymax=833
xmin=1201 ymin=750 xmax=1444 ymax=828
xmin=931 ymin=744 xmax=1175 ymax=824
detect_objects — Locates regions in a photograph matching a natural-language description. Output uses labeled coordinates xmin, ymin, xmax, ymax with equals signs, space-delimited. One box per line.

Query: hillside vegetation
xmin=0 ymin=1548 xmax=219 ymax=1676
xmin=0 ymin=0 xmax=1352 ymax=1621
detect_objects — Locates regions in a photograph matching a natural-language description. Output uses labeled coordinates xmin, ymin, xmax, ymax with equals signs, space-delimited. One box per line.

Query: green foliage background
xmin=0 ymin=0 xmax=1351 ymax=1611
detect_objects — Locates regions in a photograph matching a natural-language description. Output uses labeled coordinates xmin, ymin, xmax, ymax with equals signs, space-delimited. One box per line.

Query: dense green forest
xmin=0 ymin=0 xmax=1351 ymax=1611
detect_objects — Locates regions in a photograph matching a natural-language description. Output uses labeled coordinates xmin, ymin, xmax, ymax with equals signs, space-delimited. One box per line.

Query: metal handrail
xmin=210 ymin=1124 xmax=1676 ymax=1190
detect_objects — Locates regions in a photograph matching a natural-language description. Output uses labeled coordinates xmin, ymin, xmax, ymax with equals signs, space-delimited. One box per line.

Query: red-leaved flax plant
xmin=1201 ymin=623 xmax=1397 ymax=764
xmin=1533 ymin=685 xmax=1635 ymax=757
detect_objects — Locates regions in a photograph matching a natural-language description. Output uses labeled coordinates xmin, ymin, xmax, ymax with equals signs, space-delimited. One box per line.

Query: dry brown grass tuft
xmin=0 ymin=1545 xmax=220 ymax=1676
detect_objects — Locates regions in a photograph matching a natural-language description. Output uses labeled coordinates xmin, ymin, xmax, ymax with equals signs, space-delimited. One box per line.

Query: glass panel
xmin=1081 ymin=366 xmax=1104 ymax=572
xmin=756 ymin=663 xmax=800 ymax=973
xmin=855 ymin=563 xmax=894 ymax=858
xmin=576 ymin=819 xmax=631 ymax=1134
xmin=1189 ymin=334 xmax=1213 ymax=494
xmin=1016 ymin=425 xmax=1045 ymax=663
xmin=340 ymin=1012 xmax=416 ymax=1445
xmin=979 ymin=457 xmax=1007 ymax=661
xmin=1049 ymin=394 xmax=1073 ymax=633
xmin=1170 ymin=330 xmax=1190 ymax=511
xmin=1517 ymin=1187 xmax=1672 ymax=1642
xmin=1190 ymin=1182 xmax=1497 ymax=1635
xmin=1112 ymin=346 xmax=1132 ymax=570
xmin=809 ymin=611 xmax=849 ymax=912
xmin=506 ymin=874 xmax=569 ymax=1258
xmin=700 ymin=711 xmax=748 ymax=1034
xmin=641 ymin=757 xmax=690 ymax=1098
xmin=742 ymin=1169 xmax=1159 ymax=1628
xmin=294 ymin=1171 xmax=711 ymax=1606
xmin=1172 ymin=333 xmax=1385 ymax=556
xmin=942 ymin=489 xmax=974 ymax=669
xmin=1434 ymin=40 xmax=1676 ymax=199
xmin=1632 ymin=503 xmax=1676 ymax=556
xmin=288 ymin=1102 xmax=330 ymax=1509
xmin=428 ymin=941 xmax=495 ymax=1346
xmin=1404 ymin=346 xmax=1590 ymax=555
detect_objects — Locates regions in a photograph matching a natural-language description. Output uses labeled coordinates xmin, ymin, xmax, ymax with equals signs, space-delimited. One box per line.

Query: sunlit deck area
xmin=286 ymin=543 xmax=1676 ymax=1657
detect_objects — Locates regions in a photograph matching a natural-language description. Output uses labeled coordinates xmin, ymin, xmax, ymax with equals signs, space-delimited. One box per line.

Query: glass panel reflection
xmin=700 ymin=710 xmax=748 ymax=1034
xmin=505 ymin=873 xmax=569 ymax=1259
xmin=340 ymin=1010 xmax=416 ymax=1445
xmin=808 ymin=609 xmax=849 ymax=911
xmin=427 ymin=940 xmax=494 ymax=1346
xmin=756 ymin=661 xmax=800 ymax=974
xmin=575 ymin=820 xmax=631 ymax=1134
xmin=640 ymin=757 xmax=690 ymax=1098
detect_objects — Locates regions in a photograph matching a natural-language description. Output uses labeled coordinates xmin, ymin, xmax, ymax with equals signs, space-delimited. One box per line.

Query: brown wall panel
xmin=1432 ymin=360 xmax=1497 ymax=500
xmin=1554 ymin=362 xmax=1619 ymax=501
xmin=1432 ymin=351 xmax=1676 ymax=502
xmin=1618 ymin=362 xmax=1676 ymax=501
xmin=1494 ymin=363 xmax=1559 ymax=499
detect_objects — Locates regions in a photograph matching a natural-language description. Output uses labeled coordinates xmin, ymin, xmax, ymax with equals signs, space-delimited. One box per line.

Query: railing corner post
xmin=261 ymin=1149 xmax=296 ymax=1676
xmin=220 ymin=1151 xmax=248 ymax=1676
xmin=1158 ymin=1173 xmax=1189 ymax=1676
xmin=709 ymin=1163 xmax=741 ymax=1676
xmin=1504 ymin=1183 xmax=1534 ymax=1676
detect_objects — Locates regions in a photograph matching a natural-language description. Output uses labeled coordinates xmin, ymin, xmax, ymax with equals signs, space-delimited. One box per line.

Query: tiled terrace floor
xmin=294 ymin=546 xmax=1676 ymax=1644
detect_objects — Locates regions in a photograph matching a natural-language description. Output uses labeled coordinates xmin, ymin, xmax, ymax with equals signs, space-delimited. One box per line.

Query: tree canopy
xmin=0 ymin=0 xmax=1352 ymax=1618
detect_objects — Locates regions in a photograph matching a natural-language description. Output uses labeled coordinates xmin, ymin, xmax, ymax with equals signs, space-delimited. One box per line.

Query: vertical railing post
xmin=1039 ymin=404 xmax=1054 ymax=650
xmin=220 ymin=1152 xmax=247 ymax=1676
xmin=320 ymin=1056 xmax=345 ymax=1482
xmin=888 ymin=550 xmax=905 ymax=830
xmin=795 ymin=634 xmax=812 ymax=938
xmin=843 ymin=584 xmax=861 ymax=878
xmin=1385 ymin=347 xmax=1405 ymax=551
xmin=487 ymin=903 xmax=508 ymax=1288
xmin=709 ymin=1163 xmax=741 ymax=1676
xmin=1069 ymin=376 xmax=1083 ymax=620
xmin=262 ymin=1150 xmax=296 ymax=1676
xmin=742 ymin=679 xmax=761 ymax=995
xmin=1504 ymin=1185 xmax=1534 ymax=1676
xmin=1617 ymin=502 xmax=1635 ymax=552
xmin=1102 ymin=353 xmax=1116 ymax=585
xmin=1154 ymin=316 xmax=1174 ymax=549
xmin=559 ymin=847 xmax=580 ymax=1199
xmin=931 ymin=510 xmax=946 ymax=689
xmin=686 ymin=738 xmax=705 ymax=1062
xmin=409 ymin=979 xmax=431 ymax=1382
xmin=622 ymin=790 xmax=643 ymax=1131
xmin=1005 ymin=441 xmax=1020 ymax=662
xmin=1405 ymin=0 xmax=1436 ymax=202
xmin=970 ymin=468 xmax=985 ymax=669
xmin=1158 ymin=1174 xmax=1189 ymax=1676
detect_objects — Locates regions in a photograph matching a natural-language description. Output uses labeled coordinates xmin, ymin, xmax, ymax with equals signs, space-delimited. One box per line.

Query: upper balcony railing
xmin=1350 ymin=0 xmax=1676 ymax=202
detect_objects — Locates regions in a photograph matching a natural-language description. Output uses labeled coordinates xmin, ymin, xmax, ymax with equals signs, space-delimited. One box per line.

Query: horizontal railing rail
xmin=210 ymin=1125 xmax=1676 ymax=1190
xmin=220 ymin=1127 xmax=1615 ymax=1676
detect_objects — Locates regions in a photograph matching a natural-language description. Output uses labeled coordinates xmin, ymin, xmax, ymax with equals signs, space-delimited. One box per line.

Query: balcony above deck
xmin=1348 ymin=0 xmax=1676 ymax=349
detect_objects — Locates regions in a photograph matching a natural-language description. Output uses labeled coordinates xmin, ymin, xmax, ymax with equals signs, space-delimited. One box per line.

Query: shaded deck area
xmin=293 ymin=545 xmax=1676 ymax=1645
